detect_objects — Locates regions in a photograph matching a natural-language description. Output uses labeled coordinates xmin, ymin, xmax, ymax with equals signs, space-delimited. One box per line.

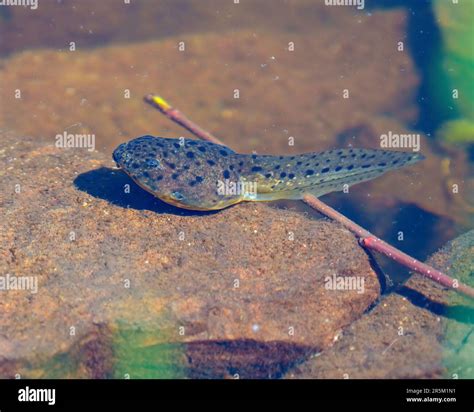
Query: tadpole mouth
xmin=112 ymin=142 xmax=127 ymax=166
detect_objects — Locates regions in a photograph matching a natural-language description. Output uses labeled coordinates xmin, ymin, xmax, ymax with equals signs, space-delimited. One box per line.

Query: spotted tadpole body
xmin=113 ymin=135 xmax=424 ymax=211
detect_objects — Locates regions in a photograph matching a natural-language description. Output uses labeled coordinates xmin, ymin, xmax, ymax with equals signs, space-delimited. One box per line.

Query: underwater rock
xmin=439 ymin=230 xmax=474 ymax=379
xmin=0 ymin=131 xmax=380 ymax=378
xmin=286 ymin=230 xmax=474 ymax=379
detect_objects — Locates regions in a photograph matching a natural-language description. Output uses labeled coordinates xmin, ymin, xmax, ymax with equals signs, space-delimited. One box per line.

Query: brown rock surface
xmin=285 ymin=230 xmax=474 ymax=379
xmin=0 ymin=131 xmax=380 ymax=378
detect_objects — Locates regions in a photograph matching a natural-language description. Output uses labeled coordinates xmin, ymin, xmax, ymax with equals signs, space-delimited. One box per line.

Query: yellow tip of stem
xmin=150 ymin=95 xmax=171 ymax=111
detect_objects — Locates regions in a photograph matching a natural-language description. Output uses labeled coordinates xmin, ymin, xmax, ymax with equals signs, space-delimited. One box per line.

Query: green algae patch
xmin=111 ymin=323 xmax=187 ymax=379
xmin=437 ymin=118 xmax=474 ymax=145
xmin=5 ymin=323 xmax=188 ymax=379
xmin=433 ymin=0 xmax=474 ymax=144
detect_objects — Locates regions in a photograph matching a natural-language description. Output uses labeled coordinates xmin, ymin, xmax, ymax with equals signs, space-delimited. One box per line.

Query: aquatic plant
xmin=433 ymin=0 xmax=474 ymax=144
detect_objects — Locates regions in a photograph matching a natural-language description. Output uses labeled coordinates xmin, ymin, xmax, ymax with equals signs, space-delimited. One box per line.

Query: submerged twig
xmin=302 ymin=194 xmax=474 ymax=299
xmin=144 ymin=94 xmax=474 ymax=299
xmin=144 ymin=94 xmax=223 ymax=145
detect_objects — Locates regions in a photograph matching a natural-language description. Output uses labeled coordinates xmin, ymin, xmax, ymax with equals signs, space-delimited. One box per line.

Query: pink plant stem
xmin=303 ymin=194 xmax=474 ymax=299
xmin=144 ymin=94 xmax=224 ymax=146
xmin=145 ymin=94 xmax=474 ymax=300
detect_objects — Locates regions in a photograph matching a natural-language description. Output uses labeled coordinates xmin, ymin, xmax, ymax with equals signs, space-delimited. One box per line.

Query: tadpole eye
xmin=171 ymin=191 xmax=185 ymax=201
xmin=145 ymin=159 xmax=161 ymax=169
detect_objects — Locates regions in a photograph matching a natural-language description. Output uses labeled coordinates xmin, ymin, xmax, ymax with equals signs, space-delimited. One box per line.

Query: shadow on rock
xmin=398 ymin=286 xmax=474 ymax=325
xmin=74 ymin=167 xmax=217 ymax=217
xmin=184 ymin=339 xmax=315 ymax=379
